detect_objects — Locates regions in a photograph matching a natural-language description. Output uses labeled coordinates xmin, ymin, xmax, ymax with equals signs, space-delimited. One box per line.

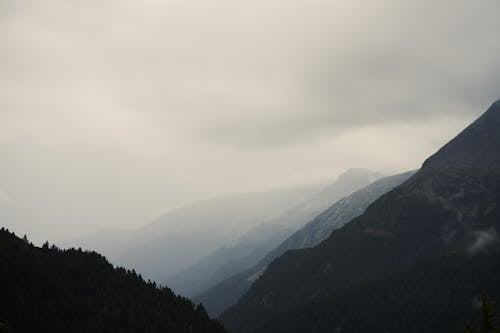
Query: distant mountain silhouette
xmin=195 ymin=171 xmax=413 ymax=316
xmin=221 ymin=100 xmax=500 ymax=333
xmin=65 ymin=169 xmax=381 ymax=295
xmin=63 ymin=187 xmax=320 ymax=282
xmin=0 ymin=228 xmax=226 ymax=333
xmin=164 ymin=169 xmax=383 ymax=298
xmin=165 ymin=222 xmax=294 ymax=298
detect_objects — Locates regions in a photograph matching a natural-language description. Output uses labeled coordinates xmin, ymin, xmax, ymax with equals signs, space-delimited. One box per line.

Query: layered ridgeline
xmin=164 ymin=169 xmax=382 ymax=298
xmin=63 ymin=188 xmax=320 ymax=282
xmin=195 ymin=171 xmax=414 ymax=316
xmin=221 ymin=100 xmax=500 ymax=333
xmin=164 ymin=223 xmax=294 ymax=300
xmin=0 ymin=228 xmax=225 ymax=333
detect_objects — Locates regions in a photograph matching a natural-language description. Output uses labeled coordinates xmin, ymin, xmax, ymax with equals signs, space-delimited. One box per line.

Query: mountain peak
xmin=314 ymin=169 xmax=384 ymax=204
xmin=421 ymin=100 xmax=500 ymax=173
xmin=475 ymin=99 xmax=500 ymax=123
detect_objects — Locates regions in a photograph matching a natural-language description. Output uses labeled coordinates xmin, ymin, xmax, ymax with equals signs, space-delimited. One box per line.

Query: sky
xmin=1 ymin=0 xmax=499 ymax=243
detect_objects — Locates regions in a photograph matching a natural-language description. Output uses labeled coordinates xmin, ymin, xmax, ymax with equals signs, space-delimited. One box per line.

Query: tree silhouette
xmin=0 ymin=319 xmax=12 ymax=333
xmin=465 ymin=293 xmax=500 ymax=333
xmin=0 ymin=228 xmax=226 ymax=333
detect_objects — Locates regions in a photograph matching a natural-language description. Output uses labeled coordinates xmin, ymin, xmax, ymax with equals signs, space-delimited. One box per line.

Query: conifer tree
xmin=465 ymin=293 xmax=499 ymax=333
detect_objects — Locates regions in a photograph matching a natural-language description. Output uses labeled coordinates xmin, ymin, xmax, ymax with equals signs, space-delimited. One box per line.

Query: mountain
xmin=62 ymin=187 xmax=319 ymax=282
xmin=195 ymin=171 xmax=413 ymax=316
xmin=165 ymin=223 xmax=294 ymax=298
xmin=221 ymin=100 xmax=500 ymax=333
xmin=265 ymin=168 xmax=385 ymax=229
xmin=264 ymin=171 xmax=416 ymax=256
xmin=66 ymin=169 xmax=381 ymax=289
xmin=0 ymin=228 xmax=226 ymax=333
xmin=163 ymin=169 xmax=383 ymax=297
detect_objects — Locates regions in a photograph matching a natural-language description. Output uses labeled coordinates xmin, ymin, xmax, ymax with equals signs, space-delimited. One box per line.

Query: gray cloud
xmin=1 ymin=0 xmax=499 ymax=242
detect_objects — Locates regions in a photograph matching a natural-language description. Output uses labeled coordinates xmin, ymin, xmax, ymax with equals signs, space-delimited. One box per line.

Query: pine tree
xmin=0 ymin=319 xmax=12 ymax=333
xmin=465 ymin=293 xmax=500 ymax=333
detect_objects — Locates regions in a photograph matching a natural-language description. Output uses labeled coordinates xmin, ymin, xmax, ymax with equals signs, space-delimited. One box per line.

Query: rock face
xmin=220 ymin=101 xmax=500 ymax=333
xmin=195 ymin=171 xmax=414 ymax=316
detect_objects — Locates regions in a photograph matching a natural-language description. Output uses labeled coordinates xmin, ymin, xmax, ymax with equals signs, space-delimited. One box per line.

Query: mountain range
xmin=163 ymin=168 xmax=383 ymax=297
xmin=195 ymin=170 xmax=414 ymax=316
xmin=4 ymin=95 xmax=499 ymax=332
xmin=62 ymin=187 xmax=319 ymax=282
xmin=64 ymin=169 xmax=381 ymax=292
xmin=220 ymin=100 xmax=500 ymax=332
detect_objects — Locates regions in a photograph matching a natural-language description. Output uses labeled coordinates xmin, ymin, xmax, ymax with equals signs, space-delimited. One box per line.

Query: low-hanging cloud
xmin=1 ymin=0 xmax=499 ymax=242
xmin=468 ymin=228 xmax=499 ymax=255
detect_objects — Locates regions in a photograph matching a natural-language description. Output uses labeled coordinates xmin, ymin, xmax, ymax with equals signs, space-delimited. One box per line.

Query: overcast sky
xmin=1 ymin=0 xmax=499 ymax=243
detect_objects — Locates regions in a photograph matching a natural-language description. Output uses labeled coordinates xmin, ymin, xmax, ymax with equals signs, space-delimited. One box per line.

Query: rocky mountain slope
xmin=196 ymin=171 xmax=413 ymax=316
xmin=221 ymin=100 xmax=500 ymax=332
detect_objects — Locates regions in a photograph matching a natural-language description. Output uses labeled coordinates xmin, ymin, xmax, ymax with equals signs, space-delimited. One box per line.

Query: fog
xmin=1 ymin=0 xmax=499 ymax=243
xmin=469 ymin=228 xmax=499 ymax=255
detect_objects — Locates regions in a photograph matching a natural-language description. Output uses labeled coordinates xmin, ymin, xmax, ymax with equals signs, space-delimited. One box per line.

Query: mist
xmin=469 ymin=228 xmax=499 ymax=255
xmin=1 ymin=0 xmax=499 ymax=243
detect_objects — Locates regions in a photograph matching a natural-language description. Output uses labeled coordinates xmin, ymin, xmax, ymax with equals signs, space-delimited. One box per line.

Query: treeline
xmin=0 ymin=228 xmax=226 ymax=333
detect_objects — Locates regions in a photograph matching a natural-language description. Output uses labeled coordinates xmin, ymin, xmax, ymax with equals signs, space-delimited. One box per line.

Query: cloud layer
xmin=1 ymin=0 xmax=499 ymax=242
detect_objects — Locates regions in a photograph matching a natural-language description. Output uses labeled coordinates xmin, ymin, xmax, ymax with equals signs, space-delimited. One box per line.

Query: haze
xmin=1 ymin=0 xmax=499 ymax=243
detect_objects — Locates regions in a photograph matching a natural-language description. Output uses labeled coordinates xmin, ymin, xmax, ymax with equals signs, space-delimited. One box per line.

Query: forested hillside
xmin=0 ymin=228 xmax=226 ymax=333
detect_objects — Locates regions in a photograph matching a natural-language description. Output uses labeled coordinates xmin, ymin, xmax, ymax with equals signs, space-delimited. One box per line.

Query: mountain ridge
xmin=221 ymin=100 xmax=500 ymax=333
xmin=195 ymin=171 xmax=414 ymax=316
xmin=161 ymin=168 xmax=383 ymax=296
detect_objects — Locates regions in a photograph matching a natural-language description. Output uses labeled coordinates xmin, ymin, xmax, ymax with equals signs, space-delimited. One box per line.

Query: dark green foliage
xmin=465 ymin=294 xmax=500 ymax=333
xmin=0 ymin=228 xmax=226 ymax=333
xmin=0 ymin=319 xmax=12 ymax=333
